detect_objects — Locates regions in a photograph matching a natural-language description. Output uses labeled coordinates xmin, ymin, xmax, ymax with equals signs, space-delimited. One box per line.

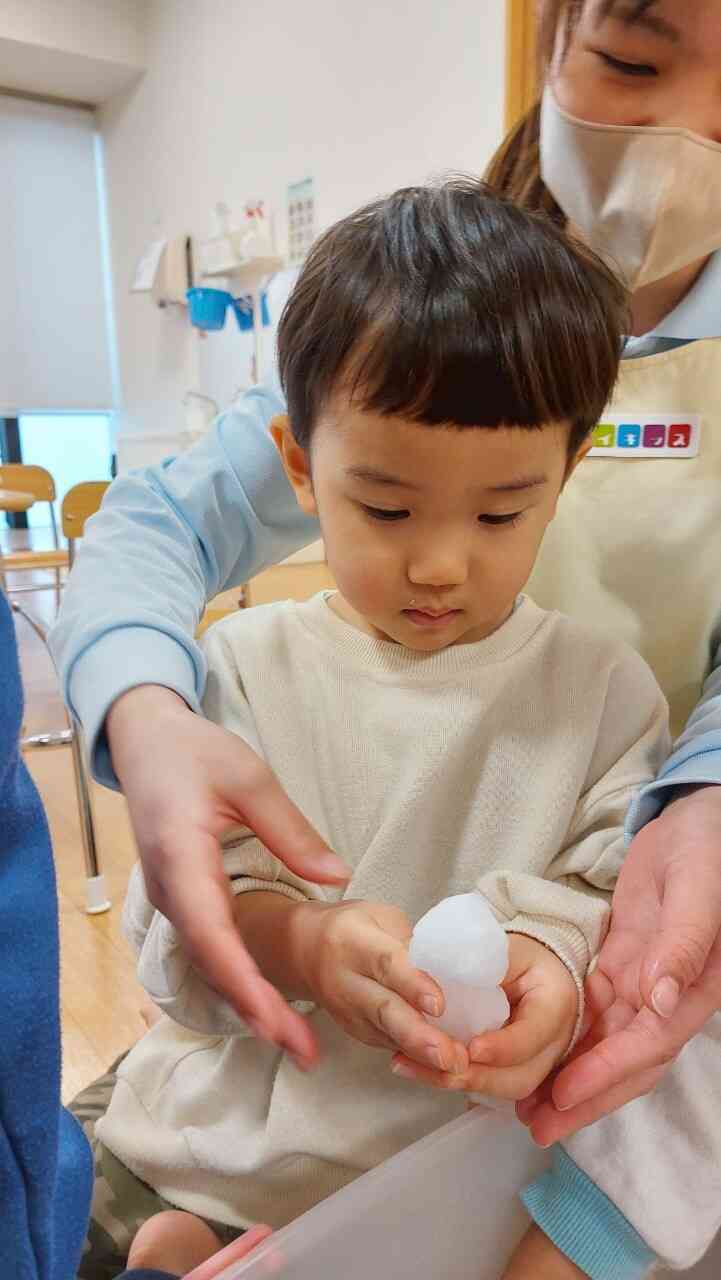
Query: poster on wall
xmin=287 ymin=178 xmax=316 ymax=266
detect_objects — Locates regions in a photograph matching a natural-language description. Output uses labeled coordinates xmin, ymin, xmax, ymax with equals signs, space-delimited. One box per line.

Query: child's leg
xmin=501 ymin=1224 xmax=590 ymax=1279
xmin=125 ymin=1211 xmax=223 ymax=1277
xmin=70 ymin=1065 xmax=238 ymax=1279
xmin=121 ymin=1214 xmax=273 ymax=1280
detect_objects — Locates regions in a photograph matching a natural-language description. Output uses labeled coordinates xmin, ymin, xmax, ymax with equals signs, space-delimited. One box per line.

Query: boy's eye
xmin=361 ymin=504 xmax=410 ymax=522
xmin=479 ymin=512 xmax=523 ymax=527
xmin=596 ymin=50 xmax=658 ymax=77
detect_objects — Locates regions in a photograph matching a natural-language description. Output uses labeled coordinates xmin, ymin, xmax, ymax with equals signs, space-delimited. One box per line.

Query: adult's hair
xmin=484 ymin=1 xmax=660 ymax=217
xmin=277 ymin=178 xmax=627 ymax=459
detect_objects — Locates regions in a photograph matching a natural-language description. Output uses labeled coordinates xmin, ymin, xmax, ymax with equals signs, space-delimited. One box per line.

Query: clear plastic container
xmin=209 ymin=1108 xmax=549 ymax=1280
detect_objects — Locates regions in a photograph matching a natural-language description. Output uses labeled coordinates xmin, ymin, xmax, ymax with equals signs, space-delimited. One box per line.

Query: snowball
xmin=409 ymin=894 xmax=510 ymax=1043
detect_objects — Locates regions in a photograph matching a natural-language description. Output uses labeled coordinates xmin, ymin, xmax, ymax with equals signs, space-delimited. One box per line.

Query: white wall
xmin=100 ymin=0 xmax=506 ymax=465
xmin=0 ymin=0 xmax=145 ymax=67
xmin=0 ymin=0 xmax=146 ymax=103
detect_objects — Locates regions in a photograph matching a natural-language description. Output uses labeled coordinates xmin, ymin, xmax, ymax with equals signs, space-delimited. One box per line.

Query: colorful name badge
xmin=588 ymin=415 xmax=700 ymax=458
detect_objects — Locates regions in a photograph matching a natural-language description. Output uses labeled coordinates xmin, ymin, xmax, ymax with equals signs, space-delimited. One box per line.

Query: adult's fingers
xmin=144 ymin=830 xmax=318 ymax=1065
xmin=526 ymin=1063 xmax=665 ymax=1147
xmin=549 ymin=978 xmax=718 ymax=1112
xmin=638 ymin=851 xmax=721 ymax=1016
xmin=185 ymin=1224 xmax=273 ymax=1280
xmin=234 ymin=752 xmax=349 ymax=885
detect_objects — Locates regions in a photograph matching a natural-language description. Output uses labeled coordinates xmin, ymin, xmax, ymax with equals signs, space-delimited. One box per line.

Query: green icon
xmin=592 ymin=423 xmax=616 ymax=449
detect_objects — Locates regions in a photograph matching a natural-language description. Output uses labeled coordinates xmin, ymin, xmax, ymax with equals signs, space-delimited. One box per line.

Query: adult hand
xmin=517 ymin=784 xmax=721 ymax=1145
xmin=108 ymin=685 xmax=349 ymax=1067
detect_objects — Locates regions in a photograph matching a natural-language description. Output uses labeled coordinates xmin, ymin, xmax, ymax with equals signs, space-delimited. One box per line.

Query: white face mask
xmin=539 ymin=87 xmax=721 ymax=289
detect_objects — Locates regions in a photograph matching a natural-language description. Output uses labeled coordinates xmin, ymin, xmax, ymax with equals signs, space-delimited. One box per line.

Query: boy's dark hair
xmin=277 ymin=178 xmax=627 ymax=458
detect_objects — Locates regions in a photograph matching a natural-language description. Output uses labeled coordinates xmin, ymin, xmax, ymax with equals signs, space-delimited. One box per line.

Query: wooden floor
xmin=5 ymin=527 xmax=333 ymax=1104
xmin=9 ymin=562 xmax=146 ymax=1103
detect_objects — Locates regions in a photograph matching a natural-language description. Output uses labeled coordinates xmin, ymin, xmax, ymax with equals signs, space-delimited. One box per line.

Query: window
xmin=18 ymin=413 xmax=112 ymax=529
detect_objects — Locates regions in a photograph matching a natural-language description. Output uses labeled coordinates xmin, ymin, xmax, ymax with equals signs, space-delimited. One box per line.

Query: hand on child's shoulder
xmin=390 ymin=935 xmax=577 ymax=1102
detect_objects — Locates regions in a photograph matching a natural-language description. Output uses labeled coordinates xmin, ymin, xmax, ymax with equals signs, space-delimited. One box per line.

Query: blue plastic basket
xmin=186 ymin=287 xmax=232 ymax=331
xmin=232 ymin=292 xmax=271 ymax=332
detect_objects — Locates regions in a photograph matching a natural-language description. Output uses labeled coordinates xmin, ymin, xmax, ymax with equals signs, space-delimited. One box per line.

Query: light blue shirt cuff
xmin=626 ymin=736 xmax=721 ymax=837
xmin=521 ymin=1148 xmax=656 ymax=1280
xmin=67 ymin=626 xmax=202 ymax=790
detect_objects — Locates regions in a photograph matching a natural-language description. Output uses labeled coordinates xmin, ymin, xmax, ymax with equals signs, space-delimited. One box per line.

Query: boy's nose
xmin=407 ymin=546 xmax=468 ymax=589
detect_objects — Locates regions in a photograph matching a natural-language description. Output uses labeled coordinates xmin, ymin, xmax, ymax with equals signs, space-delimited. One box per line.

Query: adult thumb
xmin=640 ymin=856 xmax=721 ymax=1017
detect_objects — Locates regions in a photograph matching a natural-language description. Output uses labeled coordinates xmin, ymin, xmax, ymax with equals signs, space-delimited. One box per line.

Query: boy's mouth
xmin=402 ymin=607 xmax=463 ymax=629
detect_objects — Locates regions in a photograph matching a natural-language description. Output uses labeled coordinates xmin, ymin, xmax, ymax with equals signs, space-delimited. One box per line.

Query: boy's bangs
xmin=345 ymin=278 xmax=616 ymax=434
xmin=278 ymin=181 xmax=627 ymax=450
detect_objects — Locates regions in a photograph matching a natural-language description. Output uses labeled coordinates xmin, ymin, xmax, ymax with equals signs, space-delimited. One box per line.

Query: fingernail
xmin=316 ymin=854 xmax=350 ymax=880
xmin=470 ymin=1044 xmax=491 ymax=1065
xmin=652 ymin=977 xmax=681 ymax=1019
xmin=420 ymin=995 xmax=441 ymax=1017
xmin=392 ymin=1061 xmax=415 ymax=1079
xmin=428 ymin=1046 xmax=446 ymax=1070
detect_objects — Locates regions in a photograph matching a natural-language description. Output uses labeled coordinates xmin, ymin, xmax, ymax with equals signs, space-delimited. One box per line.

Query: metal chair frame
xmin=12 ymin=600 xmax=109 ymax=913
xmin=6 ymin=480 xmax=112 ymax=914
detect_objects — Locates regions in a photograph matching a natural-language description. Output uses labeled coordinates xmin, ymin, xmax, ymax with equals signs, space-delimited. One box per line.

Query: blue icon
xmin=618 ymin=424 xmax=641 ymax=449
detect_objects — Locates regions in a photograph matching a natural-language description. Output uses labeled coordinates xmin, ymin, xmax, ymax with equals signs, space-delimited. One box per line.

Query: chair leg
xmin=69 ymin=724 xmax=111 ymax=915
xmin=12 ymin=598 xmax=110 ymax=914
xmin=49 ymin=502 xmax=61 ymax=610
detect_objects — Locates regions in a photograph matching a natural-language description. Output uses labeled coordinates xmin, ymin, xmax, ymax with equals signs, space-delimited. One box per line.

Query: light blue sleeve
xmin=521 ymin=1148 xmax=656 ymax=1280
xmin=627 ymin=615 xmax=721 ymax=835
xmin=49 ymin=370 xmax=319 ymax=788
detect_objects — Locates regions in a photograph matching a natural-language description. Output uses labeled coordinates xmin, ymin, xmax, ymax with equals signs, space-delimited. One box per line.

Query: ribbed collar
xmin=293 ymin=591 xmax=549 ymax=683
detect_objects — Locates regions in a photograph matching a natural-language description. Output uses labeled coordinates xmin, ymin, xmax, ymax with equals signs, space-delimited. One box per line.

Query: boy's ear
xmin=270 ymin=415 xmax=318 ymax=516
xmin=563 ymin=436 xmax=593 ymax=484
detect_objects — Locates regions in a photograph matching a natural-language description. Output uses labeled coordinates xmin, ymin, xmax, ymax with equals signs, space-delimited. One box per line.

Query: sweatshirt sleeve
xmin=477 ymin=648 xmax=670 ymax=1041
xmin=48 ymin=368 xmax=319 ymax=790
xmin=627 ymin=611 xmax=721 ymax=833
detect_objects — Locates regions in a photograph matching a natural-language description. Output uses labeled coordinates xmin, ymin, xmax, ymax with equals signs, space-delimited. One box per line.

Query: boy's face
xmin=273 ymin=398 xmax=583 ymax=651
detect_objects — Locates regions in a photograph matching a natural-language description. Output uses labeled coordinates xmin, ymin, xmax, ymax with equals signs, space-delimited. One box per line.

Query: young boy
xmin=76 ymin=180 xmax=668 ymax=1279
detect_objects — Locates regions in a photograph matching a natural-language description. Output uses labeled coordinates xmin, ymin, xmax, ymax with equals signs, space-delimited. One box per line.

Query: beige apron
xmin=527 ymin=337 xmax=721 ymax=736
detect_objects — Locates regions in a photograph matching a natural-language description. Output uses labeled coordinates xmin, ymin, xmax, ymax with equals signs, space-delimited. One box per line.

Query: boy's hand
xmin=389 ymin=935 xmax=577 ymax=1099
xmin=501 ymin=1224 xmax=587 ymax=1279
xmin=296 ymin=900 xmax=469 ymax=1074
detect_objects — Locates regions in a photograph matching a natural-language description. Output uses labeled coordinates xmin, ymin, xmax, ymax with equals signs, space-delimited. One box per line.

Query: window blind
xmin=0 ymin=92 xmax=113 ymax=413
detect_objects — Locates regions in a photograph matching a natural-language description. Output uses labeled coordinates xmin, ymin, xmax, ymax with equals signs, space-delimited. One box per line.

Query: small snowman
xmin=408 ymin=893 xmax=510 ymax=1044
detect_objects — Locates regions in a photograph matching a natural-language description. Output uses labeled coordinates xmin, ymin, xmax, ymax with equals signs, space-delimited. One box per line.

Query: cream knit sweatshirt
xmin=98 ymin=593 xmax=669 ymax=1230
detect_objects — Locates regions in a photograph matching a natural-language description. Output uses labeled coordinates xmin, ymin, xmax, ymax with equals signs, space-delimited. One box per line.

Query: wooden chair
xmin=62 ymin=481 xmax=110 ymax=565
xmin=12 ymin=480 xmax=112 ymax=915
xmin=0 ymin=464 xmax=68 ymax=605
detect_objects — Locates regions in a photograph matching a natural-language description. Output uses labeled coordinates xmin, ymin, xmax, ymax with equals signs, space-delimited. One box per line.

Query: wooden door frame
xmin=505 ymin=0 xmax=538 ymax=130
